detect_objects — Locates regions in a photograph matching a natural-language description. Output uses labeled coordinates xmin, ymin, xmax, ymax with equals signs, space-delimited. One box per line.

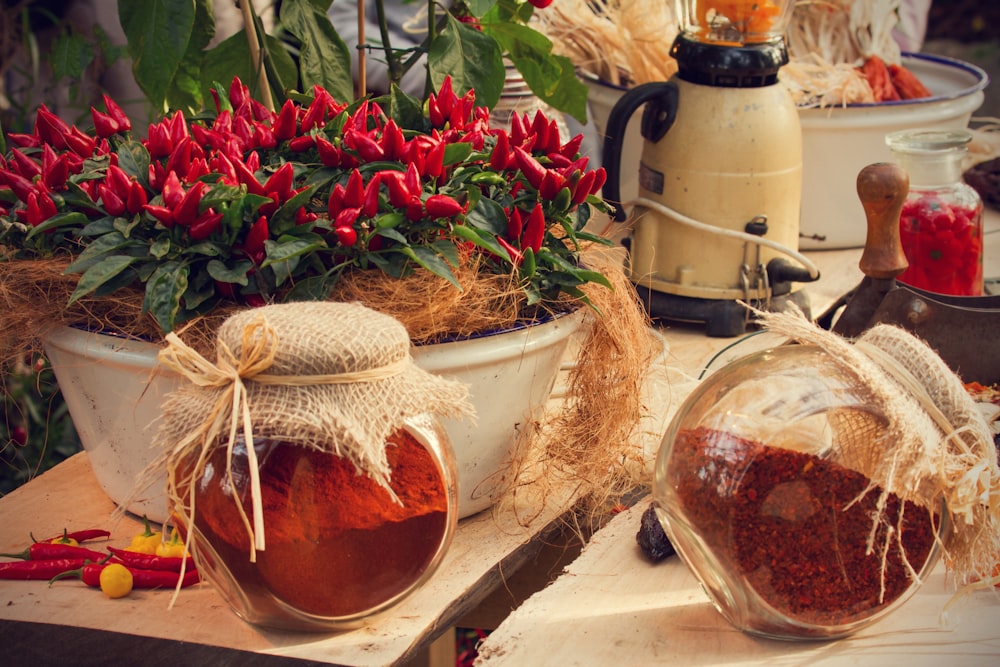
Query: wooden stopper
xmin=856 ymin=162 xmax=910 ymax=280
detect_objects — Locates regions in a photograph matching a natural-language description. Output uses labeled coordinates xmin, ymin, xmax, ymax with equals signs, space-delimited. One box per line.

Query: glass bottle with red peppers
xmin=885 ymin=129 xmax=984 ymax=296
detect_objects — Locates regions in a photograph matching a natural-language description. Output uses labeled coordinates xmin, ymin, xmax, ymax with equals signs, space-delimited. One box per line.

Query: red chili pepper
xmin=145 ymin=122 xmax=173 ymax=158
xmin=102 ymin=93 xmax=131 ymax=133
xmin=143 ymin=204 xmax=176 ymax=227
xmin=380 ymin=119 xmax=405 ymax=160
xmin=174 ymin=180 xmax=207 ymax=227
xmin=513 ymin=146 xmax=547 ymax=190
xmin=558 ymin=134 xmax=584 ymax=160
xmin=1 ymin=169 xmax=35 ymax=203
xmin=41 ymin=147 xmax=69 ymax=190
xmin=341 ymin=169 xmax=364 ymax=208
xmin=506 ymin=206 xmax=523 ymax=241
xmin=9 ymin=148 xmax=41 ymax=180
xmin=98 ymin=183 xmax=127 ymax=217
xmin=335 ymin=225 xmax=358 ymax=247
xmin=352 ymin=133 xmax=385 ymax=163
xmin=1 ymin=542 xmax=108 ymax=562
xmin=50 ymin=529 xmax=112 ymax=543
xmin=291 ymin=135 xmax=318 ymax=154
xmin=273 ymin=99 xmax=299 ymax=141
xmin=34 ymin=106 xmax=71 ymax=149
xmin=539 ymin=169 xmax=566 ymax=200
xmin=384 ymin=171 xmax=411 ymax=209
xmin=55 ymin=562 xmax=201 ymax=589
xmin=425 ymin=194 xmax=464 ymax=219
xmin=166 ymin=138 xmax=194 ymax=181
xmin=188 ymin=210 xmax=223 ymax=240
xmin=362 ymin=173 xmax=382 ymax=218
xmin=497 ymin=236 xmax=524 ymax=266
xmin=522 ymin=204 xmax=546 ymax=253
xmin=0 ymin=558 xmax=89 ymax=580
xmin=91 ymin=108 xmax=121 ymax=138
xmin=263 ymin=162 xmax=295 ymax=203
xmin=233 ymin=159 xmax=267 ymax=198
xmin=105 ymin=546 xmax=194 ymax=573
xmin=26 ymin=190 xmax=58 ymax=226
xmin=65 ymin=126 xmax=96 ymax=158
xmin=424 ymin=141 xmax=445 ymax=179
xmin=245 ymin=215 xmax=269 ymax=264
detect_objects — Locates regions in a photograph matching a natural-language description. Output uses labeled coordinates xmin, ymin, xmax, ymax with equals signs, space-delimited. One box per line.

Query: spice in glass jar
xmin=886 ymin=129 xmax=984 ymax=296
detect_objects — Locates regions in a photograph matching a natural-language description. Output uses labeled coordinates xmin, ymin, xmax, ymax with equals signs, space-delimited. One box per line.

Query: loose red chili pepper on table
xmin=0 ymin=542 xmax=108 ymax=562
xmin=106 ymin=547 xmax=194 ymax=573
xmin=53 ymin=562 xmax=201 ymax=589
xmin=37 ymin=528 xmax=111 ymax=544
xmin=0 ymin=558 xmax=90 ymax=580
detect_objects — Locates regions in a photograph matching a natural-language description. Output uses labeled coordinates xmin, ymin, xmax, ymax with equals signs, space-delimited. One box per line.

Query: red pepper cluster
xmin=897 ymin=194 xmax=984 ymax=296
xmin=0 ymin=74 xmax=610 ymax=333
xmin=0 ymin=527 xmax=200 ymax=591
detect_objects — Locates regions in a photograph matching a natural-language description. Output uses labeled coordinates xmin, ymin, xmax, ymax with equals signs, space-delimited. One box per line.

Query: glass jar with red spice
xmin=653 ymin=344 xmax=946 ymax=640
xmin=182 ymin=415 xmax=458 ymax=631
xmin=156 ymin=301 xmax=473 ymax=632
xmin=886 ymin=129 xmax=984 ymax=296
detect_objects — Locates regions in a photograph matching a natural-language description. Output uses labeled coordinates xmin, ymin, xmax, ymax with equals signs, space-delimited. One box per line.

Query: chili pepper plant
xmin=0 ymin=75 xmax=611 ymax=338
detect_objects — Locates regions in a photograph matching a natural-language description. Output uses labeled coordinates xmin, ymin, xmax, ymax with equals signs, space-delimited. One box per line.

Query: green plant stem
xmin=239 ymin=0 xmax=273 ymax=112
xmin=374 ymin=0 xmax=404 ymax=89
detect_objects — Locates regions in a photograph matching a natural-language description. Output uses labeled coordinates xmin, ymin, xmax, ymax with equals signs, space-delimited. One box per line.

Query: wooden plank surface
xmin=0 ymin=452 xmax=576 ymax=666
xmin=474 ymin=500 xmax=1000 ymax=667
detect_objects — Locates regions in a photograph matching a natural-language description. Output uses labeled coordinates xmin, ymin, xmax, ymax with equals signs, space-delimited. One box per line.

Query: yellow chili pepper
xmin=99 ymin=563 xmax=134 ymax=599
xmin=49 ymin=531 xmax=79 ymax=547
xmin=155 ymin=528 xmax=186 ymax=558
xmin=126 ymin=515 xmax=161 ymax=555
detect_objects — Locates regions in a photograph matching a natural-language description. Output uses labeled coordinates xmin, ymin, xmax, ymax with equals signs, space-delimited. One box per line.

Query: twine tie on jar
xmin=853 ymin=339 xmax=997 ymax=520
xmin=158 ymin=314 xmax=410 ymax=557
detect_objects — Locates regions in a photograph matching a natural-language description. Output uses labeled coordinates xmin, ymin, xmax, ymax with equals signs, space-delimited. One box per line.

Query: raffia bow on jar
xmin=755 ymin=307 xmax=1000 ymax=592
xmin=139 ymin=301 xmax=474 ymax=630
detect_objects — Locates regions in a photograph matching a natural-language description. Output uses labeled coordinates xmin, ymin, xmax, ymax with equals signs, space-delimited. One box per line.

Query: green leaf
xmin=402 ymin=246 xmax=461 ymax=289
xmin=119 ymin=0 xmax=198 ymax=111
xmin=432 ymin=238 xmax=461 ymax=267
xmin=427 ymin=14 xmax=505 ymax=110
xmin=64 ymin=232 xmax=137 ymax=273
xmin=280 ymin=0 xmax=354 ymax=102
xmin=114 ymin=140 xmax=152 ymax=182
xmin=49 ymin=31 xmax=94 ymax=81
xmin=450 ymin=223 xmax=507 ymax=258
xmin=26 ymin=212 xmax=89 ymax=238
xmin=485 ymin=22 xmax=589 ymax=123
xmin=465 ymin=197 xmax=508 ymax=236
xmin=142 ymin=262 xmax=189 ymax=332
xmin=68 ymin=255 xmax=137 ymax=304
xmin=206 ymin=259 xmax=253 ymax=286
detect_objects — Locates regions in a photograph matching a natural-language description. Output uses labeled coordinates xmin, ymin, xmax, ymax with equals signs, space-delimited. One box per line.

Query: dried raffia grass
xmin=501 ymin=245 xmax=660 ymax=531
xmin=755 ymin=306 xmax=1000 ymax=594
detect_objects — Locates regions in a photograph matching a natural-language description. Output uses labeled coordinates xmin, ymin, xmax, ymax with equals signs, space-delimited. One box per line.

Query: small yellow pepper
xmin=99 ymin=563 xmax=134 ymax=599
xmin=49 ymin=530 xmax=79 ymax=546
xmin=155 ymin=528 xmax=186 ymax=558
xmin=125 ymin=515 xmax=161 ymax=555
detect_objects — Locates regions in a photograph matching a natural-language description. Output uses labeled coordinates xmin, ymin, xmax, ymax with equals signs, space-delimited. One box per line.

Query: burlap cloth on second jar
xmin=148 ymin=301 xmax=474 ymax=560
xmin=755 ymin=307 xmax=1000 ymax=588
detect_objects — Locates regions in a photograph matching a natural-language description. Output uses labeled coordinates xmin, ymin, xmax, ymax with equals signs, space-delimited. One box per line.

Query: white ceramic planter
xmin=44 ymin=310 xmax=583 ymax=522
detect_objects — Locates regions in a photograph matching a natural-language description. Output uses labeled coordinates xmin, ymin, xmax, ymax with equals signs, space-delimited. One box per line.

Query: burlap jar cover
xmin=147 ymin=301 xmax=474 ymax=562
xmin=755 ymin=307 xmax=1000 ymax=589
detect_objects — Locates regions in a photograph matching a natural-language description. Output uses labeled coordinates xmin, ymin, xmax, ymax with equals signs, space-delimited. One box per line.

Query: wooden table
xmin=474 ymin=501 xmax=1000 ymax=667
xmin=0 ymin=452 xmax=578 ymax=667
xmin=1 ymin=213 xmax=996 ymax=666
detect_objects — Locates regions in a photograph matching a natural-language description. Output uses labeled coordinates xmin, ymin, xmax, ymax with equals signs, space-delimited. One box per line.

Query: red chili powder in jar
xmin=670 ymin=427 xmax=938 ymax=627
xmin=189 ymin=428 xmax=448 ymax=619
